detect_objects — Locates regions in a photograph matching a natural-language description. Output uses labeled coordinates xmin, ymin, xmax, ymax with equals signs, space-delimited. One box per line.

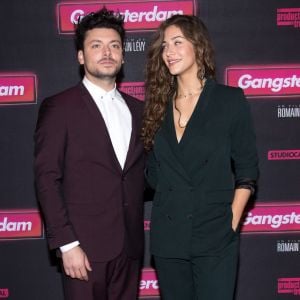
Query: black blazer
xmin=34 ymin=83 xmax=145 ymax=262
xmin=146 ymin=79 xmax=258 ymax=259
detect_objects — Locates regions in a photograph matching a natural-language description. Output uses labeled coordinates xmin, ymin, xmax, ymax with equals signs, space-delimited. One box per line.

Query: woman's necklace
xmin=177 ymin=90 xmax=201 ymax=99
xmin=174 ymin=87 xmax=203 ymax=128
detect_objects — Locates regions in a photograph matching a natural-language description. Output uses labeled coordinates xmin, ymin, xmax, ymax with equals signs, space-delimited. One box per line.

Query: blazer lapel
xmin=159 ymin=79 xmax=216 ymax=182
xmin=160 ymin=100 xmax=191 ymax=182
xmin=122 ymin=93 xmax=143 ymax=173
xmin=178 ymin=78 xmax=215 ymax=148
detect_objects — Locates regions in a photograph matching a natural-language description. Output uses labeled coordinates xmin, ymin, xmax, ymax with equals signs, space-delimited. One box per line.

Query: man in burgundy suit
xmin=34 ymin=8 xmax=145 ymax=300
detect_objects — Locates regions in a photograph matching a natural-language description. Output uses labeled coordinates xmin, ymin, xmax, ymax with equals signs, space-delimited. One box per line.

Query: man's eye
xmin=92 ymin=44 xmax=100 ymax=49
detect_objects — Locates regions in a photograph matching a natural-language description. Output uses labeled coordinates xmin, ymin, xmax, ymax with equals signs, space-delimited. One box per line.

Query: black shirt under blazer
xmin=146 ymin=79 xmax=259 ymax=259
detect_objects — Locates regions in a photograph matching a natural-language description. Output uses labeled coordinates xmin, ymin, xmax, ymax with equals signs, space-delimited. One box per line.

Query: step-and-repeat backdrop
xmin=1 ymin=1 xmax=300 ymax=299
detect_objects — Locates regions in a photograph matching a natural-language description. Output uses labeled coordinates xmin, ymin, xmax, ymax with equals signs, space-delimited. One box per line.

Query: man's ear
xmin=78 ymin=50 xmax=84 ymax=65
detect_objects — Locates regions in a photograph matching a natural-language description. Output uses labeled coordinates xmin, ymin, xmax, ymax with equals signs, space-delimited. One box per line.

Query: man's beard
xmin=91 ymin=58 xmax=122 ymax=80
xmin=92 ymin=68 xmax=120 ymax=80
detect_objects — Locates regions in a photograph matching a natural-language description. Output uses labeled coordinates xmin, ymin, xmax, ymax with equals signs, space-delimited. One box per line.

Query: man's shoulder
xmin=46 ymin=83 xmax=83 ymax=103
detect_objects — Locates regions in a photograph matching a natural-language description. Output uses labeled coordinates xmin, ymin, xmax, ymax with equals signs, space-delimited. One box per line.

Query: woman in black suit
xmin=141 ymin=15 xmax=258 ymax=300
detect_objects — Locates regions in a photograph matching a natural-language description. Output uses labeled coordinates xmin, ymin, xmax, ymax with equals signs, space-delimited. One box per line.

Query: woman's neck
xmin=176 ymin=76 xmax=205 ymax=99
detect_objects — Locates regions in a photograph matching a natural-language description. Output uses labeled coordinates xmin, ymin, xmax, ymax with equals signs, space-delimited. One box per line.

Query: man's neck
xmin=85 ymin=75 xmax=116 ymax=92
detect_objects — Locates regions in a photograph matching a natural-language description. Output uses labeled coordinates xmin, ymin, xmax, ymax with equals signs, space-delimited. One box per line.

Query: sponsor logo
xmin=277 ymin=240 xmax=300 ymax=253
xmin=57 ymin=1 xmax=195 ymax=33
xmin=0 ymin=289 xmax=9 ymax=298
xmin=139 ymin=268 xmax=160 ymax=297
xmin=278 ymin=278 xmax=300 ymax=296
xmin=118 ymin=82 xmax=145 ymax=101
xmin=0 ymin=73 xmax=37 ymax=105
xmin=278 ymin=104 xmax=300 ymax=118
xmin=124 ymin=37 xmax=146 ymax=53
xmin=225 ymin=65 xmax=300 ymax=97
xmin=0 ymin=210 xmax=43 ymax=240
xmin=277 ymin=8 xmax=300 ymax=29
xmin=268 ymin=150 xmax=300 ymax=160
xmin=241 ymin=203 xmax=300 ymax=233
xmin=144 ymin=220 xmax=150 ymax=231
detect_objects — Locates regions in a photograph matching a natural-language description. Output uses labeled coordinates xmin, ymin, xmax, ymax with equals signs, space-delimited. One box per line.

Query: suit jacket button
xmin=201 ymin=159 xmax=208 ymax=167
xmin=187 ymin=214 xmax=193 ymax=220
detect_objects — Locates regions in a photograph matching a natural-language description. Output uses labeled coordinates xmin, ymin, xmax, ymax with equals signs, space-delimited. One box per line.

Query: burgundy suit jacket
xmin=34 ymin=83 xmax=145 ymax=262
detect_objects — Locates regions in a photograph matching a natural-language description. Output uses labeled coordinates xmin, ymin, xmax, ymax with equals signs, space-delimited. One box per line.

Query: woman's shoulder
xmin=208 ymin=80 xmax=249 ymax=114
xmin=211 ymin=80 xmax=244 ymax=98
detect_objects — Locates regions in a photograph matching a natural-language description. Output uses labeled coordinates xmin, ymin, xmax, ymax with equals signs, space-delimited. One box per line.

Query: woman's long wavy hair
xmin=141 ymin=15 xmax=216 ymax=151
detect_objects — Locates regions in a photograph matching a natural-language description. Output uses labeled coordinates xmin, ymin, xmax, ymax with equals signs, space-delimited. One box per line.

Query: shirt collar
xmin=82 ymin=76 xmax=121 ymax=101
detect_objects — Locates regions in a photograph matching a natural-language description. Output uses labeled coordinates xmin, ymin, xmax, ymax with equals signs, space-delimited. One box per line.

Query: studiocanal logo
xmin=225 ymin=65 xmax=300 ymax=98
xmin=268 ymin=150 xmax=300 ymax=160
xmin=57 ymin=0 xmax=196 ymax=33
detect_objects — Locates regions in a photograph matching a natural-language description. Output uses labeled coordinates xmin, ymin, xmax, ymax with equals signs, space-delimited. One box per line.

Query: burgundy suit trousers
xmin=62 ymin=251 xmax=141 ymax=300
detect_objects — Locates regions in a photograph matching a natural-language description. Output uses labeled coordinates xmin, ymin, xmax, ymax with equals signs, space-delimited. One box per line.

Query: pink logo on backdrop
xmin=0 ymin=289 xmax=9 ymax=298
xmin=144 ymin=220 xmax=150 ymax=231
xmin=118 ymin=82 xmax=145 ymax=101
xmin=278 ymin=278 xmax=300 ymax=295
xmin=0 ymin=210 xmax=43 ymax=240
xmin=225 ymin=65 xmax=300 ymax=97
xmin=139 ymin=268 xmax=160 ymax=297
xmin=241 ymin=203 xmax=300 ymax=233
xmin=277 ymin=8 xmax=300 ymax=29
xmin=0 ymin=73 xmax=37 ymax=105
xmin=268 ymin=150 xmax=300 ymax=160
xmin=57 ymin=1 xmax=195 ymax=33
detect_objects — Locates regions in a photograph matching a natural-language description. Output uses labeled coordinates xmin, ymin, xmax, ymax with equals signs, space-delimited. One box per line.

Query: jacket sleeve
xmin=230 ymin=89 xmax=259 ymax=185
xmin=34 ymin=97 xmax=77 ymax=250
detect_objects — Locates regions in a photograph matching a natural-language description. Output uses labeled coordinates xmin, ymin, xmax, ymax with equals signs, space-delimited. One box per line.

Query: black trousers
xmin=154 ymin=239 xmax=239 ymax=300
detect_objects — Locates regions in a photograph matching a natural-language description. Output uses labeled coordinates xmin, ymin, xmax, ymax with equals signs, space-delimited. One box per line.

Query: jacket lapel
xmin=79 ymin=83 xmax=123 ymax=173
xmin=178 ymin=78 xmax=214 ymax=148
xmin=159 ymin=79 xmax=215 ymax=182
xmin=121 ymin=93 xmax=144 ymax=173
xmin=160 ymin=100 xmax=191 ymax=182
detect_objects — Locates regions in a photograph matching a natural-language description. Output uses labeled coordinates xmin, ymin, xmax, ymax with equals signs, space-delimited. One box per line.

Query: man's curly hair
xmin=75 ymin=7 xmax=125 ymax=51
